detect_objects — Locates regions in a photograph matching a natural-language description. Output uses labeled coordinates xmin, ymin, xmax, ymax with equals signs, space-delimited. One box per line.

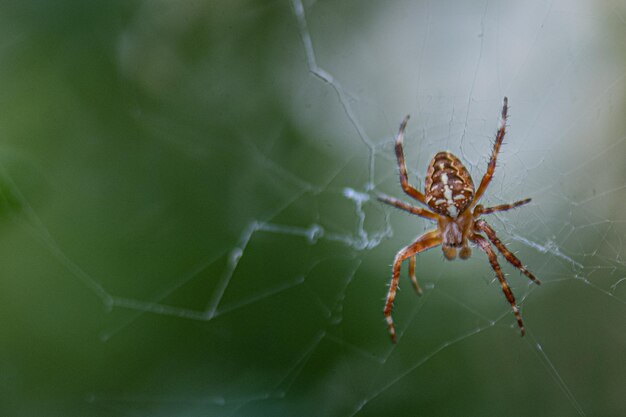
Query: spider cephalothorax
xmin=379 ymin=97 xmax=540 ymax=343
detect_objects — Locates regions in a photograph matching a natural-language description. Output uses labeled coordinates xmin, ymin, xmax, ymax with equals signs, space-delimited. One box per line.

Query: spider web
xmin=2 ymin=0 xmax=626 ymax=416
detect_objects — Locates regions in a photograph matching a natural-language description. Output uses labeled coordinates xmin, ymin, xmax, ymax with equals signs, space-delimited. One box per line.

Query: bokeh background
xmin=1 ymin=0 xmax=626 ymax=416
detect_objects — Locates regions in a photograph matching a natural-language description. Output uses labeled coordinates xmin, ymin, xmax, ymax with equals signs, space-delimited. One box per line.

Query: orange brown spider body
xmin=379 ymin=97 xmax=540 ymax=343
xmin=425 ymin=151 xmax=474 ymax=218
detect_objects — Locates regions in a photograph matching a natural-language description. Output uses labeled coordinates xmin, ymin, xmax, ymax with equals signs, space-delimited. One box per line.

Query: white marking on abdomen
xmin=441 ymin=172 xmax=457 ymax=217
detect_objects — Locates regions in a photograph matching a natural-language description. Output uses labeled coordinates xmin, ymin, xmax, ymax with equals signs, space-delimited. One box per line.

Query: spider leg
xmin=471 ymin=233 xmax=526 ymax=336
xmin=394 ymin=115 xmax=427 ymax=204
xmin=377 ymin=193 xmax=439 ymax=221
xmin=472 ymin=97 xmax=508 ymax=205
xmin=474 ymin=198 xmax=531 ymax=216
xmin=475 ymin=219 xmax=540 ymax=285
xmin=408 ymin=255 xmax=421 ymax=295
xmin=385 ymin=230 xmax=441 ymax=343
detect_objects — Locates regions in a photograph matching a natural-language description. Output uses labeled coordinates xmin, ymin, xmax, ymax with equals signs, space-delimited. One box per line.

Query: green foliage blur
xmin=1 ymin=1 xmax=626 ymax=417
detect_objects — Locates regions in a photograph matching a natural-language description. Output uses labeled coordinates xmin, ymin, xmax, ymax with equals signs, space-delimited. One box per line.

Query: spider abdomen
xmin=424 ymin=152 xmax=474 ymax=217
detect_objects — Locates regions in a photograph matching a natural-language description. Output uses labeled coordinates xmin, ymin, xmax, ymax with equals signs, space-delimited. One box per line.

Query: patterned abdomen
xmin=424 ymin=152 xmax=475 ymax=217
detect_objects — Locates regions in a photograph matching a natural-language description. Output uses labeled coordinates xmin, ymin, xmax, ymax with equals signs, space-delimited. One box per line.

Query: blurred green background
xmin=1 ymin=0 xmax=626 ymax=416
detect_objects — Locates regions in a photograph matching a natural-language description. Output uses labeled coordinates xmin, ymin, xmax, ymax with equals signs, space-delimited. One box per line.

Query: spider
xmin=379 ymin=97 xmax=540 ymax=343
